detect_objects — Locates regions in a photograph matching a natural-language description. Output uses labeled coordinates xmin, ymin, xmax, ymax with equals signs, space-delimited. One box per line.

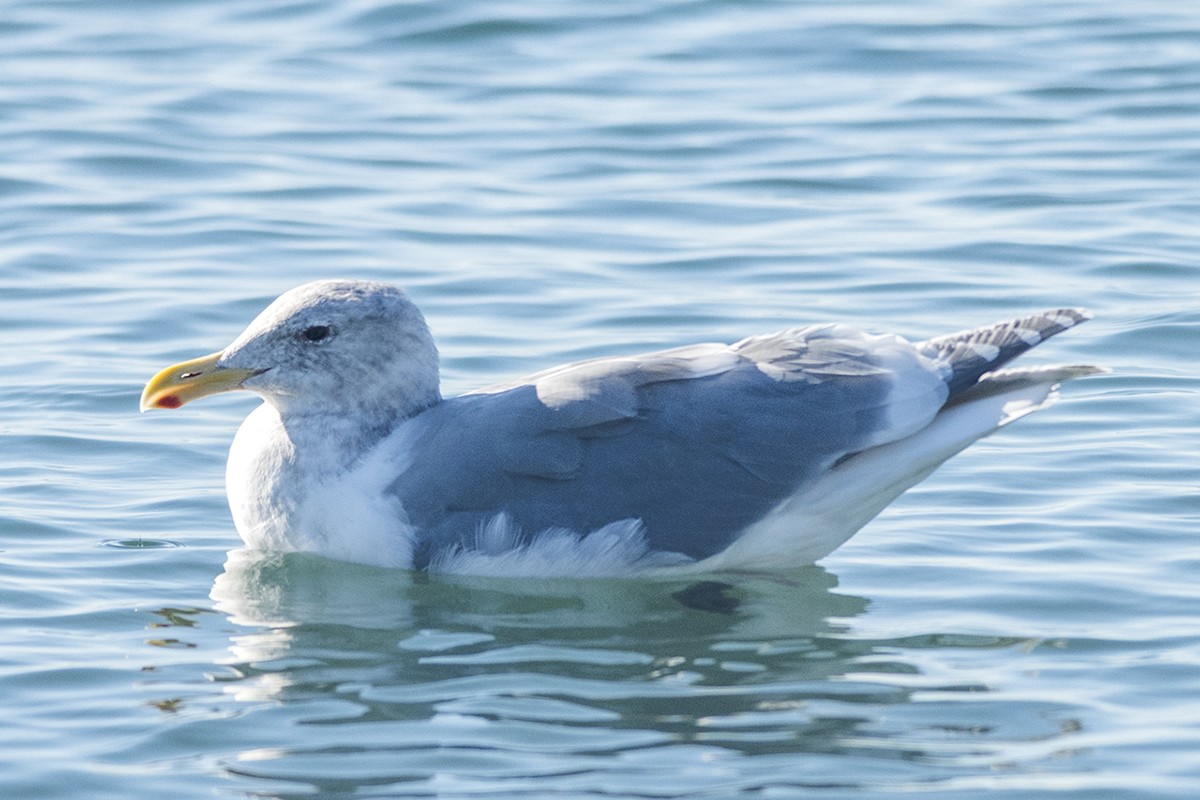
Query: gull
xmin=141 ymin=280 xmax=1102 ymax=576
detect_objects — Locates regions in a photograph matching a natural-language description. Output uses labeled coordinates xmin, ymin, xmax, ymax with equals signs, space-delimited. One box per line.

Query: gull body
xmin=142 ymin=280 xmax=1101 ymax=576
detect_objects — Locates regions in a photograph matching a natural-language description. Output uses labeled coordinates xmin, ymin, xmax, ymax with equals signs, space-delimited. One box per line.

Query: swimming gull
xmin=141 ymin=280 xmax=1102 ymax=576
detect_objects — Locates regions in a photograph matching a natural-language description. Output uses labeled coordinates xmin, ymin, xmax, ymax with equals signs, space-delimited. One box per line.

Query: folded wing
xmin=391 ymin=325 xmax=953 ymax=565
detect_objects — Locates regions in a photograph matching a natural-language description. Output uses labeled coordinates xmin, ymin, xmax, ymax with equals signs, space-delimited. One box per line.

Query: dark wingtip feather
xmin=921 ymin=308 xmax=1094 ymax=398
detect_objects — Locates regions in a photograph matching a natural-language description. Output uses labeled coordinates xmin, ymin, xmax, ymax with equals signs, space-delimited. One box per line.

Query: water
xmin=1 ymin=0 xmax=1197 ymax=796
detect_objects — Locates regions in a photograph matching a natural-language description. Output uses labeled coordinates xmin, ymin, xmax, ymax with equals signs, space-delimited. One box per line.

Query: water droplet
xmin=99 ymin=538 xmax=182 ymax=550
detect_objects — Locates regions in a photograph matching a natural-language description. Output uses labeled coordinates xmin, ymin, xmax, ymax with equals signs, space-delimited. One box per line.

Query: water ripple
xmin=1 ymin=0 xmax=1197 ymax=797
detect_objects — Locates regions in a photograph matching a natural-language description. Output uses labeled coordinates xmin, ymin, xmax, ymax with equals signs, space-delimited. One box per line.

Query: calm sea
xmin=1 ymin=1 xmax=1197 ymax=797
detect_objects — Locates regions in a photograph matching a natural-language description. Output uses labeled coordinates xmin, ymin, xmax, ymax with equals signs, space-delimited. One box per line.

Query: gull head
xmin=141 ymin=280 xmax=441 ymax=423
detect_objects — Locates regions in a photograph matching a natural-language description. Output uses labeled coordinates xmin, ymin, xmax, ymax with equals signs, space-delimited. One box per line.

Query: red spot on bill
xmin=156 ymin=395 xmax=183 ymax=409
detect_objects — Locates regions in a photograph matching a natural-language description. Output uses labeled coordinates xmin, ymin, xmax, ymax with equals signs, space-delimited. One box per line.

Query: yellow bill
xmin=140 ymin=352 xmax=260 ymax=411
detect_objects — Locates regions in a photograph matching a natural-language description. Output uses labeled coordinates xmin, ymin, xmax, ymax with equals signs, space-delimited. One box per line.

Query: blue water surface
xmin=1 ymin=1 xmax=1197 ymax=797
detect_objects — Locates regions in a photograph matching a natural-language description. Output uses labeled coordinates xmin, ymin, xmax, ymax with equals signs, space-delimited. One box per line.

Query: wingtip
xmin=979 ymin=363 xmax=1110 ymax=384
xmin=1044 ymin=307 xmax=1093 ymax=327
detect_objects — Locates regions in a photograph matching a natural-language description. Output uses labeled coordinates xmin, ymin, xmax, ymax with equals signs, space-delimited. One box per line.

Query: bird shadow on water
xmin=193 ymin=550 xmax=1042 ymax=796
xmin=207 ymin=550 xmax=887 ymax=706
xmin=209 ymin=547 xmax=870 ymax=635
xmin=195 ymin=551 xmax=1082 ymax=797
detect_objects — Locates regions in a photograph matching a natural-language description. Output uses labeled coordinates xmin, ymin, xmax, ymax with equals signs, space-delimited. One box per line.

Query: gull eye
xmin=301 ymin=325 xmax=331 ymax=343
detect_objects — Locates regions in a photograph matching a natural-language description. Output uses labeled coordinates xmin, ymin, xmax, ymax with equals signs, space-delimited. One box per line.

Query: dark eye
xmin=302 ymin=325 xmax=331 ymax=342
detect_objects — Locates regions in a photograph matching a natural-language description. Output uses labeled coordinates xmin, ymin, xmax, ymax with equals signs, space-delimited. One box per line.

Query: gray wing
xmin=389 ymin=325 xmax=950 ymax=566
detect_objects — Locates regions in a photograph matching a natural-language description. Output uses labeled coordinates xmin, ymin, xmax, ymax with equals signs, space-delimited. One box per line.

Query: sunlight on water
xmin=0 ymin=1 xmax=1197 ymax=798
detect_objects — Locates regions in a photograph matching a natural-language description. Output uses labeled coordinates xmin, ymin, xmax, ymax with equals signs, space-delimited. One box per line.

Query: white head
xmin=142 ymin=280 xmax=441 ymax=426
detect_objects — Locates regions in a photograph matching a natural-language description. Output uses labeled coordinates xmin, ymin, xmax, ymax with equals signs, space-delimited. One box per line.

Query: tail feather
xmin=920 ymin=308 xmax=1093 ymax=398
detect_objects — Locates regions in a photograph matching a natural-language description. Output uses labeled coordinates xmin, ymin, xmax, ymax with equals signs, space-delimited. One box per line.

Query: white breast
xmin=225 ymin=403 xmax=417 ymax=567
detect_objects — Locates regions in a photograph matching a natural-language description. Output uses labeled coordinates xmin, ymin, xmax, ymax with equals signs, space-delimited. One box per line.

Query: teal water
xmin=2 ymin=0 xmax=1197 ymax=797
